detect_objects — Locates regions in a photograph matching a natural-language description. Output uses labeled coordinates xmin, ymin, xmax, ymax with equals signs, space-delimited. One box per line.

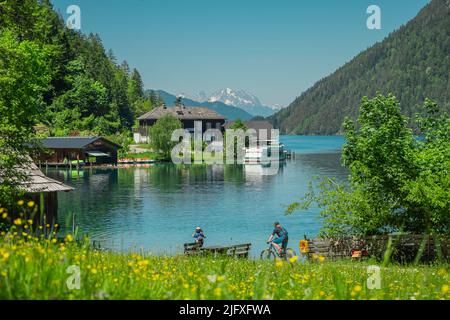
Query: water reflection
xmin=45 ymin=137 xmax=348 ymax=256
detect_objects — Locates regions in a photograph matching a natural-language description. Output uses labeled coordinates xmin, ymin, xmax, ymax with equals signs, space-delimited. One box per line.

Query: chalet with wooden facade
xmin=134 ymin=106 xmax=226 ymax=143
xmin=39 ymin=137 xmax=121 ymax=165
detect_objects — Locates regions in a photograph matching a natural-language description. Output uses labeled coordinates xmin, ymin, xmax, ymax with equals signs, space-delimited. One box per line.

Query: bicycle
xmin=260 ymin=241 xmax=296 ymax=260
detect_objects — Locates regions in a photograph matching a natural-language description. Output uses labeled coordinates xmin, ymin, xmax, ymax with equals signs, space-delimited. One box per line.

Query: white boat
xmin=243 ymin=141 xmax=286 ymax=165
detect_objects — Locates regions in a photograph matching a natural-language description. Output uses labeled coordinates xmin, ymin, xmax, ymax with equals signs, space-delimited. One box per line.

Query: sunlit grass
xmin=0 ymin=229 xmax=448 ymax=300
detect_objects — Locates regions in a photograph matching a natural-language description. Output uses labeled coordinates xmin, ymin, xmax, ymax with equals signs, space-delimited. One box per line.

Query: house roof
xmin=225 ymin=120 xmax=275 ymax=140
xmin=13 ymin=157 xmax=74 ymax=193
xmin=19 ymin=163 xmax=74 ymax=193
xmin=40 ymin=136 xmax=121 ymax=149
xmin=138 ymin=106 xmax=226 ymax=121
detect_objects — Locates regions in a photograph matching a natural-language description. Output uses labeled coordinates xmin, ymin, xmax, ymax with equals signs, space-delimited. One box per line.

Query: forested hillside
xmin=270 ymin=0 xmax=450 ymax=135
xmin=0 ymin=0 xmax=158 ymax=141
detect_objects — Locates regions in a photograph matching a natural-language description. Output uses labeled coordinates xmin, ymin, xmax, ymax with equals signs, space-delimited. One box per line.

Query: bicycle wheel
xmin=260 ymin=249 xmax=276 ymax=260
xmin=285 ymin=248 xmax=297 ymax=259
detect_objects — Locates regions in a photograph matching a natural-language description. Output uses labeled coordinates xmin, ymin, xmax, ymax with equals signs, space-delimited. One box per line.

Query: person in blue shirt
xmin=192 ymin=227 xmax=206 ymax=246
xmin=267 ymin=222 xmax=288 ymax=256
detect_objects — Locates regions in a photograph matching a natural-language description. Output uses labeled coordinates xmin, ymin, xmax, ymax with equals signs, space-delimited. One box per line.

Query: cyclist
xmin=267 ymin=222 xmax=288 ymax=257
xmin=192 ymin=227 xmax=206 ymax=246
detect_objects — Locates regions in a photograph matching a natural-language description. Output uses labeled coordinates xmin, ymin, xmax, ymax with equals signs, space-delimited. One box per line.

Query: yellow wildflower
xmin=27 ymin=201 xmax=35 ymax=208
xmin=289 ymin=256 xmax=299 ymax=263
xmin=2 ymin=252 xmax=10 ymax=261
xmin=438 ymin=269 xmax=447 ymax=276
xmin=442 ymin=284 xmax=449 ymax=294
xmin=1 ymin=213 xmax=7 ymax=219
xmin=65 ymin=234 xmax=74 ymax=242
xmin=27 ymin=219 xmax=33 ymax=225
xmin=17 ymin=200 xmax=24 ymax=206
xmin=137 ymin=259 xmax=149 ymax=267
xmin=354 ymin=285 xmax=362 ymax=293
xmin=275 ymin=260 xmax=284 ymax=268
xmin=13 ymin=218 xmax=22 ymax=225
xmin=214 ymin=287 xmax=222 ymax=297
xmin=319 ymin=256 xmax=326 ymax=263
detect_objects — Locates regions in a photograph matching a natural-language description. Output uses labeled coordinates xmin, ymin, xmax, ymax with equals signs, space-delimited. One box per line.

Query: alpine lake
xmin=46 ymin=136 xmax=347 ymax=256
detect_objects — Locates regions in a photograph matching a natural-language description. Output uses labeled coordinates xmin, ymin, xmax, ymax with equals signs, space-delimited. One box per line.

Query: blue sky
xmin=51 ymin=0 xmax=430 ymax=106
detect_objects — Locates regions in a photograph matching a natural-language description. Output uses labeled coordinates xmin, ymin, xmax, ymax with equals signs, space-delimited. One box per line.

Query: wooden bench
xmin=184 ymin=242 xmax=203 ymax=255
xmin=184 ymin=243 xmax=252 ymax=258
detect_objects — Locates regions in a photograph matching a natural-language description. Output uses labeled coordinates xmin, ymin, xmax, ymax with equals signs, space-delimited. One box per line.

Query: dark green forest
xmin=270 ymin=0 xmax=450 ymax=135
xmin=0 ymin=0 xmax=162 ymax=141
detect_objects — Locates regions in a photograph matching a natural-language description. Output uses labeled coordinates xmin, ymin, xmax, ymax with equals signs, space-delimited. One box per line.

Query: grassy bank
xmin=0 ymin=232 xmax=448 ymax=300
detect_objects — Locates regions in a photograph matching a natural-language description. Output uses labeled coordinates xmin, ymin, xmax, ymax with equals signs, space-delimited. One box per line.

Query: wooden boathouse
xmin=39 ymin=136 xmax=121 ymax=165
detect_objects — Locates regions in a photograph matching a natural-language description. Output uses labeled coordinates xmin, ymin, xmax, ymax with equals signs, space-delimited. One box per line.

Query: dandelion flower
xmin=354 ymin=285 xmax=362 ymax=293
xmin=27 ymin=201 xmax=35 ymax=208
xmin=442 ymin=284 xmax=449 ymax=294
xmin=17 ymin=200 xmax=24 ymax=206
xmin=214 ymin=287 xmax=222 ymax=297
xmin=13 ymin=218 xmax=22 ymax=226
xmin=319 ymin=256 xmax=326 ymax=263
xmin=289 ymin=256 xmax=299 ymax=263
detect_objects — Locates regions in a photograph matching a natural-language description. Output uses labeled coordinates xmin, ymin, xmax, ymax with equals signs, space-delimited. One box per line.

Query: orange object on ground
xmin=299 ymin=240 xmax=309 ymax=254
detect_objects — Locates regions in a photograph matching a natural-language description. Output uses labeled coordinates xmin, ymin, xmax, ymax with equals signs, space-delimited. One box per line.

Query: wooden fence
xmin=304 ymin=234 xmax=449 ymax=263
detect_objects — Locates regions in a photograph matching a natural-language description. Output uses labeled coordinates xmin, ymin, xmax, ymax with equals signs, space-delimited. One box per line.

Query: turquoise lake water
xmin=46 ymin=136 xmax=347 ymax=256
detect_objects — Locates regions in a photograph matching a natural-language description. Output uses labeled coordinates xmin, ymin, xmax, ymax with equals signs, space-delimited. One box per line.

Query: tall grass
xmin=0 ymin=204 xmax=448 ymax=300
xmin=0 ymin=233 xmax=448 ymax=300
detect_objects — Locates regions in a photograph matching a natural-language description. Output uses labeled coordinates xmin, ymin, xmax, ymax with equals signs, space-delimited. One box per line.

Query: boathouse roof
xmin=138 ymin=106 xmax=226 ymax=121
xmin=0 ymin=157 xmax=74 ymax=194
xmin=40 ymin=136 xmax=121 ymax=149
xmin=18 ymin=160 xmax=74 ymax=193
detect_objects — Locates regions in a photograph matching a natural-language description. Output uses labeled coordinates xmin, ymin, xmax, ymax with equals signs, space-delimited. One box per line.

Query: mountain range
xmin=181 ymin=88 xmax=280 ymax=117
xmin=270 ymin=0 xmax=450 ymax=135
xmin=148 ymin=90 xmax=254 ymax=121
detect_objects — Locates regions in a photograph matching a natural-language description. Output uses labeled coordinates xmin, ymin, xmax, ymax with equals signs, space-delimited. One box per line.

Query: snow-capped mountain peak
xmin=208 ymin=88 xmax=263 ymax=108
xmin=178 ymin=88 xmax=284 ymax=117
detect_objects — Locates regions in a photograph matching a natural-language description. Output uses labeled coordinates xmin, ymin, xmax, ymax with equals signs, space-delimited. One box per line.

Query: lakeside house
xmin=18 ymin=158 xmax=73 ymax=225
xmin=38 ymin=136 xmax=121 ymax=165
xmin=134 ymin=105 xmax=226 ymax=143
